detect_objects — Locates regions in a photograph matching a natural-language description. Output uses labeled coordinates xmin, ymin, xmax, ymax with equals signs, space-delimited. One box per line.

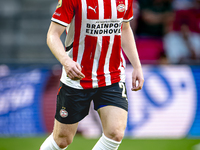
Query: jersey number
xmin=119 ymin=82 xmax=127 ymax=99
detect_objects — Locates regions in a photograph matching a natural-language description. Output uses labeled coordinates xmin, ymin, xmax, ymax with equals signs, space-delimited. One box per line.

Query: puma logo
xmin=88 ymin=6 xmax=97 ymax=13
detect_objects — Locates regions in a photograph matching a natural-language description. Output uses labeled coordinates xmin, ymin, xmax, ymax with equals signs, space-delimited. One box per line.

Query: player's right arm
xmin=47 ymin=22 xmax=85 ymax=80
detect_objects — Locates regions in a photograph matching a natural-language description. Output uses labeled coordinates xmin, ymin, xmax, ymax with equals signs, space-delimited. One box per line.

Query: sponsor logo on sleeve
xmin=57 ymin=0 xmax=62 ymax=8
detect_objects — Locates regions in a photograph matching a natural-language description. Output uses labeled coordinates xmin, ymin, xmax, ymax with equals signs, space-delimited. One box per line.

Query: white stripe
xmin=77 ymin=0 xmax=87 ymax=66
xmin=121 ymin=51 xmax=126 ymax=69
xmin=92 ymin=36 xmax=102 ymax=88
xmin=111 ymin=0 xmax=117 ymax=19
xmin=98 ymin=0 xmax=104 ymax=20
xmin=104 ymin=35 xmax=114 ymax=86
xmin=125 ymin=0 xmax=128 ymax=11
xmin=92 ymin=0 xmax=104 ymax=88
xmin=119 ymin=51 xmax=126 ymax=82
xmin=51 ymin=18 xmax=68 ymax=27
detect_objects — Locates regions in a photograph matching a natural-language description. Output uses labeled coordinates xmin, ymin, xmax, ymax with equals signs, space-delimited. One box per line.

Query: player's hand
xmin=131 ymin=67 xmax=144 ymax=91
xmin=63 ymin=59 xmax=85 ymax=80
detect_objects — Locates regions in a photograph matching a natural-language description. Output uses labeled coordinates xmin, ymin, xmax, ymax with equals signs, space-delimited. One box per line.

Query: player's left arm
xmin=121 ymin=22 xmax=144 ymax=91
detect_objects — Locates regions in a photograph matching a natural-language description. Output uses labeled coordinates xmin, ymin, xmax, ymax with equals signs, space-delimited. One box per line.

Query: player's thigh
xmin=53 ymin=119 xmax=78 ymax=144
xmin=98 ymin=106 xmax=128 ymax=140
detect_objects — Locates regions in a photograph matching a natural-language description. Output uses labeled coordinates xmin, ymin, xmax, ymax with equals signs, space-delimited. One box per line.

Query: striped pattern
xmin=52 ymin=0 xmax=133 ymax=89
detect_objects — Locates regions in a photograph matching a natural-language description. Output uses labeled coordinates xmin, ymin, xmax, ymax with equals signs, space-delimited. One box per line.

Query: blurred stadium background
xmin=0 ymin=0 xmax=200 ymax=150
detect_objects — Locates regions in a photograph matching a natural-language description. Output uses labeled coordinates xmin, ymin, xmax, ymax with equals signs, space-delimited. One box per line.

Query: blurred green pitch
xmin=0 ymin=135 xmax=200 ymax=150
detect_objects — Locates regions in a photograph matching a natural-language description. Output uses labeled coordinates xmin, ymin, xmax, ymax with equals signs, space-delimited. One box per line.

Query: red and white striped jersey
xmin=52 ymin=0 xmax=133 ymax=89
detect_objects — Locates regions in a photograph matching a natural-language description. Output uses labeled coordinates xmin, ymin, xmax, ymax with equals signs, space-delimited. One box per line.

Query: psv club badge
xmin=117 ymin=4 xmax=125 ymax=12
xmin=60 ymin=109 xmax=68 ymax=118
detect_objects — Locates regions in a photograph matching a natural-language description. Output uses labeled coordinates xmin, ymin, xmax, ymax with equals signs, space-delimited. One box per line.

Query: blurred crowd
xmin=129 ymin=0 xmax=200 ymax=65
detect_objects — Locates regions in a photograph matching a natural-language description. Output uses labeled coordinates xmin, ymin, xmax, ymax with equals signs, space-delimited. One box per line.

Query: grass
xmin=0 ymin=135 xmax=200 ymax=150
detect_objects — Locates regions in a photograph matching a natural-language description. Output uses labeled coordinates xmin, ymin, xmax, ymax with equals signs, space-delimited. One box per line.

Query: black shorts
xmin=55 ymin=82 xmax=128 ymax=124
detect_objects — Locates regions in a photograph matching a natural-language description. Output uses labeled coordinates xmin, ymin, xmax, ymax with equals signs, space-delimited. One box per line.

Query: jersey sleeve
xmin=51 ymin=0 xmax=75 ymax=27
xmin=123 ymin=0 xmax=133 ymax=22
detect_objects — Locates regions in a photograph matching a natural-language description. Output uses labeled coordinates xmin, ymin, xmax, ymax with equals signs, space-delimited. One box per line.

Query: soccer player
xmin=40 ymin=0 xmax=144 ymax=149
